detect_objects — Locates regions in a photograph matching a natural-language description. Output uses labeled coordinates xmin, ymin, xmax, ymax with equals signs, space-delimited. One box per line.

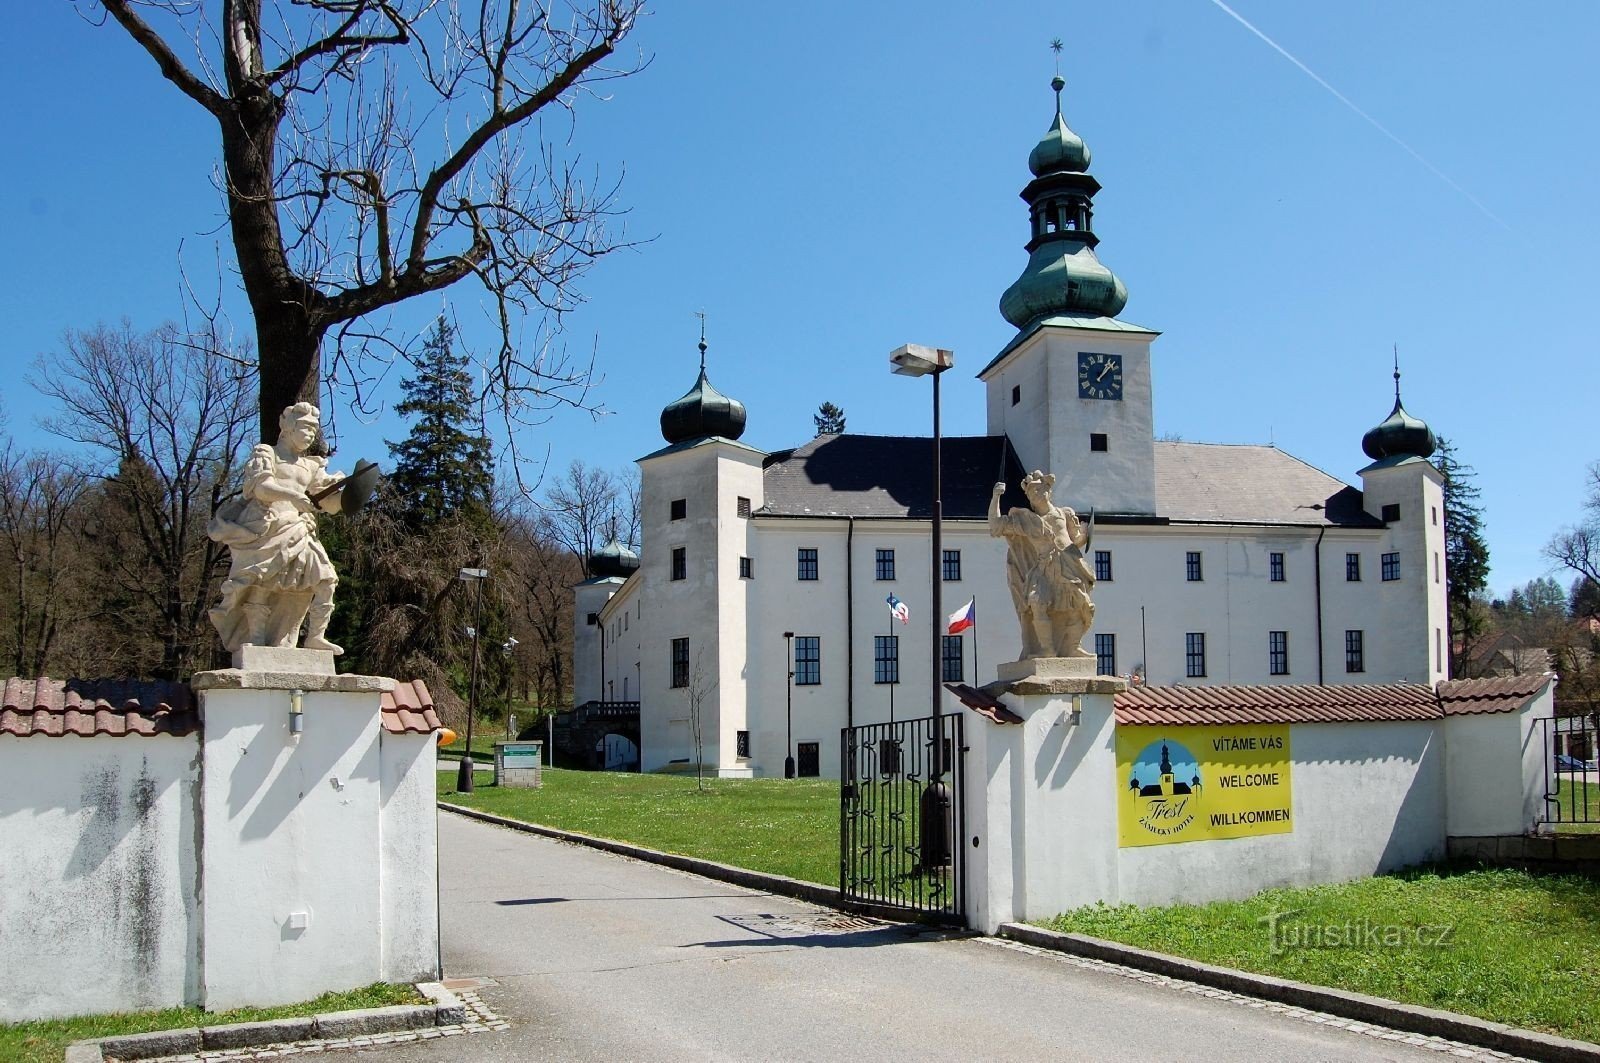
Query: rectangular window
xmin=1434 ymin=552 xmax=1441 ymax=584
xmin=797 ymin=742 xmax=820 ymax=778
xmin=1381 ymin=503 xmax=1401 ymax=522
xmin=670 ymin=546 xmax=686 ymax=581
xmin=874 ymin=635 xmax=899 ymax=684
xmin=797 ymin=547 xmax=818 ymax=581
xmin=736 ymin=730 xmax=750 ymax=758
xmin=1382 ymin=552 xmax=1400 ymax=581
xmin=739 ymin=556 xmax=754 ymax=579
xmin=1432 ymin=506 xmax=1438 ymax=526
xmin=1090 ymin=433 xmax=1109 ymax=452
xmin=1345 ymin=552 xmax=1361 ymax=581
xmin=1269 ymin=630 xmax=1289 ymax=676
xmin=875 ymin=548 xmax=895 ymax=581
xmin=1186 ymin=551 xmax=1203 ymax=582
xmin=1345 ymin=630 xmax=1364 ymax=673
xmin=1436 ymin=628 xmax=1443 ymax=672
xmin=1011 ymin=384 xmax=1021 ymax=406
xmin=794 ymin=636 xmax=821 ymax=685
xmin=1094 ymin=549 xmax=1113 ymax=581
xmin=942 ymin=634 xmax=964 ymax=682
xmin=1269 ymin=552 xmax=1285 ymax=582
xmin=670 ymin=498 xmax=686 ymax=521
xmin=1095 ymin=633 xmax=1116 ymax=676
xmin=1185 ymin=632 xmax=1207 ymax=678
xmin=670 ymin=637 xmax=689 ymax=688
xmin=736 ymin=496 xmax=751 ymax=518
xmin=942 ymin=549 xmax=962 ymax=581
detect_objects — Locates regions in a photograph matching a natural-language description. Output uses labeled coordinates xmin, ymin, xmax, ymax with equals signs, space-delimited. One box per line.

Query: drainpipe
xmin=845 ymin=516 xmax=855 ymax=730
xmin=1314 ymin=525 xmax=1327 ymax=685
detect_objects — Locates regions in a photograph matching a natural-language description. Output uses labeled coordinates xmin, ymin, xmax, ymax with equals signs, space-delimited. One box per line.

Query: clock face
xmin=1078 ymin=352 xmax=1124 ymax=400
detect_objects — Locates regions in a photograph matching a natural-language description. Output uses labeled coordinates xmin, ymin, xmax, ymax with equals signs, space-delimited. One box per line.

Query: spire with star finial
xmin=998 ymin=39 xmax=1128 ymax=329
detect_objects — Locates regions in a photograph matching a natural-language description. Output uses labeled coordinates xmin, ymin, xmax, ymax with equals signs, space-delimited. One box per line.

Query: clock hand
xmin=1096 ymin=362 xmax=1112 ymax=382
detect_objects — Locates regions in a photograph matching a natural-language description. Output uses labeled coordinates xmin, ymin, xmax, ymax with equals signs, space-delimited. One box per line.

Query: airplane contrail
xmin=1206 ymin=0 xmax=1511 ymax=232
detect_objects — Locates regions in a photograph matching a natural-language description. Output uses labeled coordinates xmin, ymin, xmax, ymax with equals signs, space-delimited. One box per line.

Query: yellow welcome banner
xmin=1116 ymin=725 xmax=1293 ymax=848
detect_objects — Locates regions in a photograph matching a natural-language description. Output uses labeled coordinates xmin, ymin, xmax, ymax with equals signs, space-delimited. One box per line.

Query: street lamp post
xmin=890 ymin=344 xmax=955 ymax=871
xmin=455 ymin=566 xmax=489 ymax=794
xmin=503 ymin=636 xmax=519 ymax=741
xmin=783 ymin=631 xmax=796 ymax=779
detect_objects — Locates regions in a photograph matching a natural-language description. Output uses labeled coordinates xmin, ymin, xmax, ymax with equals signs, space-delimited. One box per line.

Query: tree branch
xmin=100 ymin=0 xmax=225 ymax=116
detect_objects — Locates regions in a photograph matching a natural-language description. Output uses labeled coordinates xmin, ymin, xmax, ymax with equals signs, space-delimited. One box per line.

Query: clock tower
xmin=979 ymin=73 xmax=1159 ymax=516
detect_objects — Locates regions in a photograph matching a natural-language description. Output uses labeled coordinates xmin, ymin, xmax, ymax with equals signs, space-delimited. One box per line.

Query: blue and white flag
xmin=886 ymin=593 xmax=909 ymax=625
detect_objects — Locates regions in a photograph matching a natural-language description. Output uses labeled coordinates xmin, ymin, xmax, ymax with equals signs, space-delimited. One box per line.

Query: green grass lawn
xmin=439 ymin=768 xmax=841 ymax=886
xmin=1549 ymin=778 xmax=1600 ymax=833
xmin=440 ymin=716 xmax=536 ymax=762
xmin=1040 ymin=864 xmax=1600 ymax=1044
xmin=0 ymin=983 xmax=420 ymax=1063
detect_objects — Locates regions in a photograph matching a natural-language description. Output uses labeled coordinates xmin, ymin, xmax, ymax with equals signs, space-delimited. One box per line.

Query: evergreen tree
xmin=386 ymin=319 xmax=495 ymax=527
xmin=1436 ymin=437 xmax=1491 ymax=675
xmin=813 ymin=401 xmax=847 ymax=436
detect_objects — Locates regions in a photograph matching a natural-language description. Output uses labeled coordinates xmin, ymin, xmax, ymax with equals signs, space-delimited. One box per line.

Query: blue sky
xmin=1 ymin=2 xmax=1596 ymax=599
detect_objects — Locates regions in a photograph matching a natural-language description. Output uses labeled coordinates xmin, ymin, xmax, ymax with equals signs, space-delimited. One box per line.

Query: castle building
xmin=573 ymin=76 xmax=1449 ymax=779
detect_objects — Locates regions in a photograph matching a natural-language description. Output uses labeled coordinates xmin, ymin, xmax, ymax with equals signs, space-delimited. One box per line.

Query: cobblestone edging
xmin=996 ymin=923 xmax=1600 ymax=1063
xmin=66 ymin=983 xmax=507 ymax=1062
xmin=1448 ymin=834 xmax=1600 ymax=874
xmin=439 ymin=802 xmax=841 ymax=907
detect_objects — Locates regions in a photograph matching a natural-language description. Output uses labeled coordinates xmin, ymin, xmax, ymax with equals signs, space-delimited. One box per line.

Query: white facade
xmin=574 ymin=100 xmax=1450 ymax=780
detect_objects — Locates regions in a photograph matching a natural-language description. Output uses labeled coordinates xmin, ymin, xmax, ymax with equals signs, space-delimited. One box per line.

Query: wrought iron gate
xmin=1538 ymin=715 xmax=1599 ymax=826
xmin=839 ymin=713 xmax=965 ymax=923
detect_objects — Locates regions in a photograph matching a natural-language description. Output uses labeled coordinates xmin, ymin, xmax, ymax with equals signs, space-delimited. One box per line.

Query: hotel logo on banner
xmin=1116 ymin=725 xmax=1293 ymax=847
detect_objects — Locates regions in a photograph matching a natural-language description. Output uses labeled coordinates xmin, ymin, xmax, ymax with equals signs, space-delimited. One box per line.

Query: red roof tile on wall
xmin=382 ymin=679 xmax=442 ymax=735
xmin=0 ymin=677 xmax=196 ymax=738
xmin=1115 ymin=683 xmax=1444 ymax=726
xmin=1437 ymin=674 xmax=1552 ymax=716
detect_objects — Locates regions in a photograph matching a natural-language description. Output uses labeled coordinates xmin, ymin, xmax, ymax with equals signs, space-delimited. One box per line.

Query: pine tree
xmin=813 ymin=401 xmax=847 ymax=436
xmin=386 ymin=319 xmax=495 ymax=527
xmin=1436 ymin=437 xmax=1491 ymax=675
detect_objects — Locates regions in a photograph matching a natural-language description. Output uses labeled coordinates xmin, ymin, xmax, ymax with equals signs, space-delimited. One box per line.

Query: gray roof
xmin=760 ymin=435 xmax=1029 ymax=519
xmin=1154 ymin=442 xmax=1379 ymax=527
xmin=758 ymin=435 xmax=1379 ymax=527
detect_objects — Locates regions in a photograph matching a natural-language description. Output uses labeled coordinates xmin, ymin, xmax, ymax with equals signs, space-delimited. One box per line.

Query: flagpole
xmin=888 ymin=608 xmax=896 ymax=725
xmin=973 ymin=604 xmax=980 ymax=684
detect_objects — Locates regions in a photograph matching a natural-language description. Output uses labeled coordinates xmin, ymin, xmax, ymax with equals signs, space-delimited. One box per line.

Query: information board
xmin=1116 ymin=725 xmax=1293 ymax=848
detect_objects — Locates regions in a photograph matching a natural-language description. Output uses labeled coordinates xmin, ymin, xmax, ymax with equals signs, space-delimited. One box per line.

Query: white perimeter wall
xmin=965 ymin=693 xmax=1544 ymax=931
xmin=0 ymin=735 xmax=200 ymax=1022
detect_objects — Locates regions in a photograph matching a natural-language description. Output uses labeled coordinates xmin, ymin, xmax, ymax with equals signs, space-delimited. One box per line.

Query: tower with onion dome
xmin=634 ymin=323 xmax=766 ymax=774
xmin=1357 ymin=356 xmax=1449 ymax=683
xmin=978 ymin=69 xmax=1161 ymax=515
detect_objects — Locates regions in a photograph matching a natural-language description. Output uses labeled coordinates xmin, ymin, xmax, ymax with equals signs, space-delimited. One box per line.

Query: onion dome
xmin=1361 ymin=363 xmax=1437 ymax=461
xmin=659 ymin=329 xmax=747 ymax=445
xmin=999 ymin=73 xmax=1128 ymax=329
xmin=588 ymin=538 xmax=639 ymax=580
xmin=1028 ymin=75 xmax=1091 ymax=175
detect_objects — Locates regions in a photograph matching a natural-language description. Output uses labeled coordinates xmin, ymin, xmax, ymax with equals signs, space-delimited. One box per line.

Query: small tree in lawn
xmin=686 ymin=648 xmax=717 ymax=792
xmin=813 ymin=402 xmax=847 ymax=436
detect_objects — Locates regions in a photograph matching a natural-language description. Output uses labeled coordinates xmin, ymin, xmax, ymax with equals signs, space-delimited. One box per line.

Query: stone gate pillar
xmin=963 ymin=658 xmax=1126 ymax=934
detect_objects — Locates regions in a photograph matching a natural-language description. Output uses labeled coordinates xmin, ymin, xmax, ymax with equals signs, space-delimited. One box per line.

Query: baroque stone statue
xmin=989 ymin=470 xmax=1095 ymax=660
xmin=208 ymin=403 xmax=344 ymax=655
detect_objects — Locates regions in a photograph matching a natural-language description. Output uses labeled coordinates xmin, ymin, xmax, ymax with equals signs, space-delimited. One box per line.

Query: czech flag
xmin=887 ymin=593 xmax=909 ymax=625
xmin=947 ymin=598 xmax=976 ymax=634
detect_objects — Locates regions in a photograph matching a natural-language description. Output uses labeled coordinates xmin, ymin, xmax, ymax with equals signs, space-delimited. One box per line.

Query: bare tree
xmin=0 ymin=448 xmax=90 ymax=677
xmin=501 ymin=509 xmax=580 ymax=713
xmin=32 ymin=320 xmax=255 ymax=678
xmin=1547 ymin=461 xmax=1600 ymax=595
xmin=544 ymin=459 xmax=632 ymax=568
xmin=83 ymin=0 xmax=645 ymax=445
xmin=685 ymin=646 xmax=717 ymax=791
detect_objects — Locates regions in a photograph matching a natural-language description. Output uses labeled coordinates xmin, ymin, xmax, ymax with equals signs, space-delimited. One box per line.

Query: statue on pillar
xmin=989 ymin=470 xmax=1095 ymax=660
xmin=208 ymin=402 xmax=346 ymax=655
